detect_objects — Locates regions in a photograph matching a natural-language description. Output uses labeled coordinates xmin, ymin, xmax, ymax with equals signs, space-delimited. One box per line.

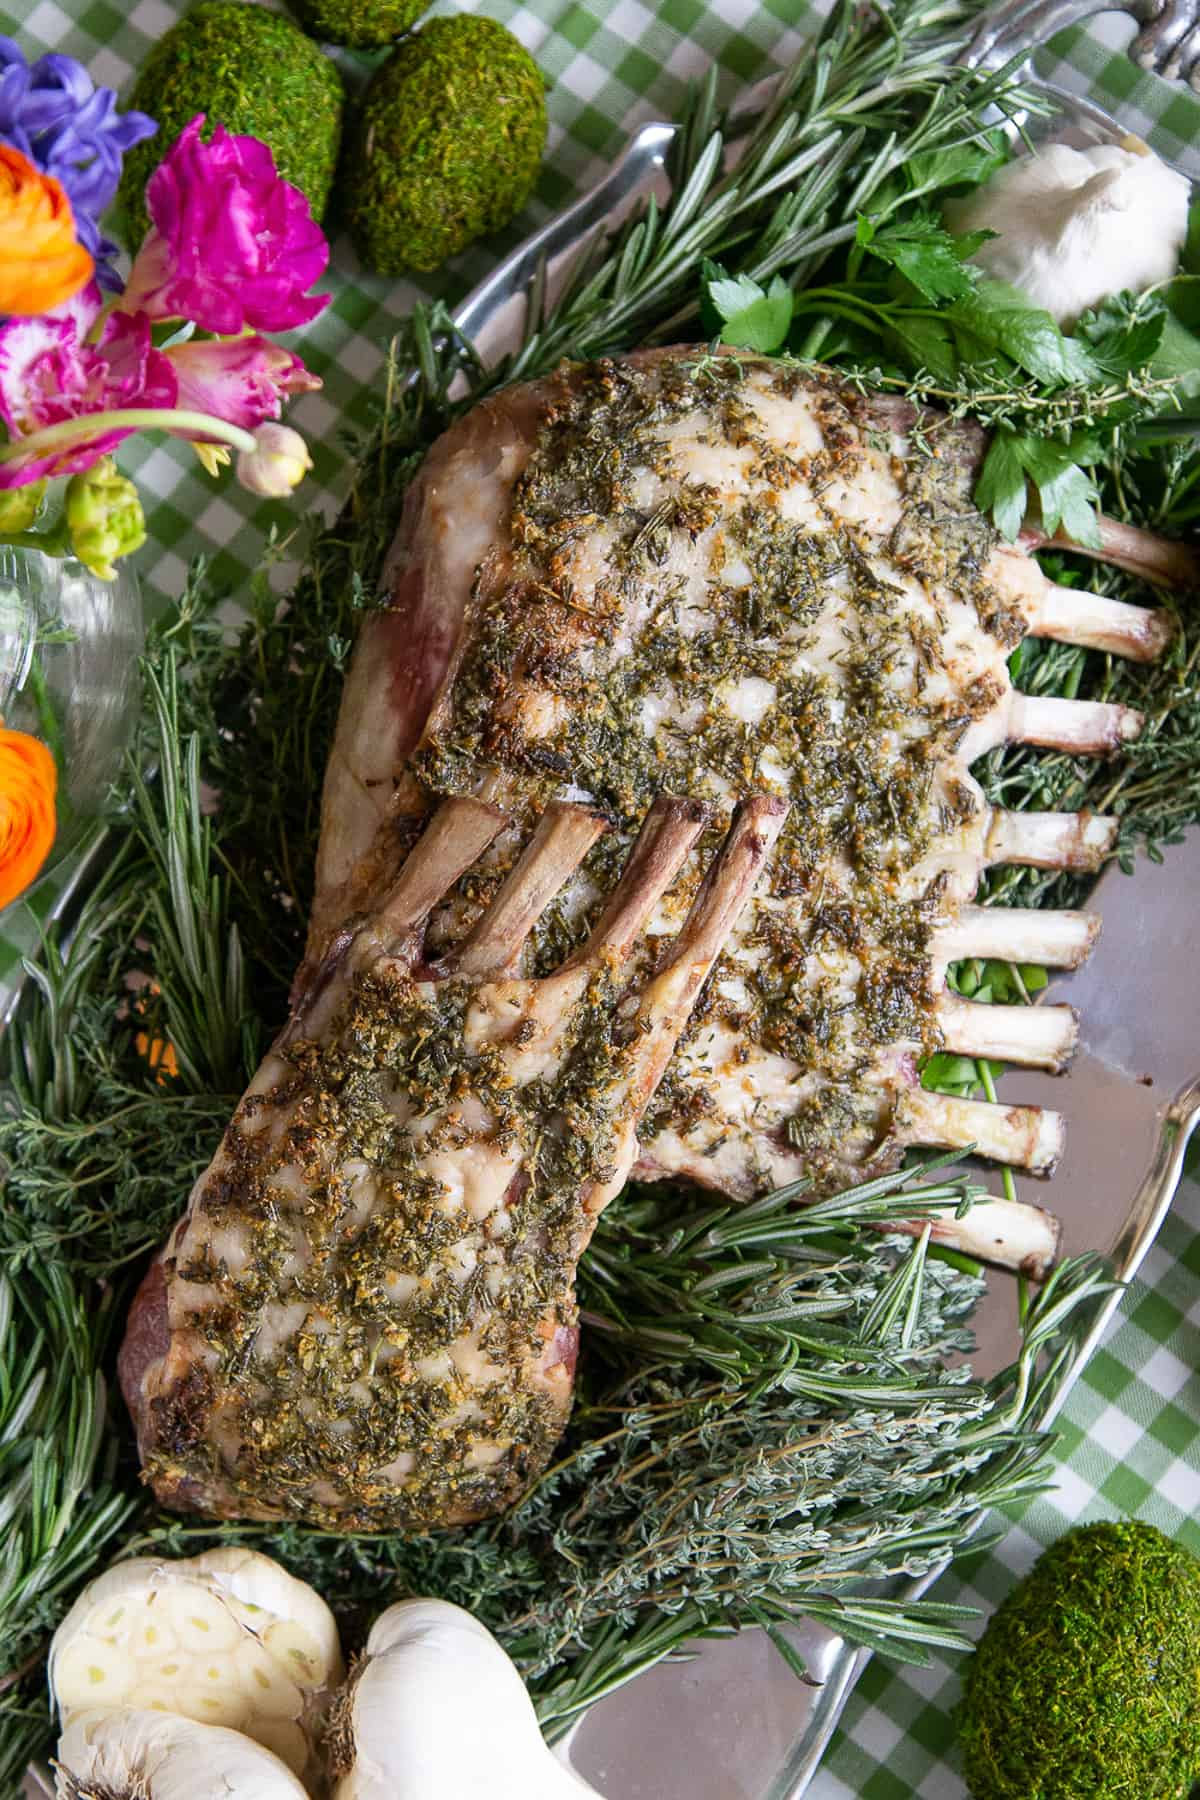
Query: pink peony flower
xmin=121 ymin=116 xmax=330 ymax=335
xmin=0 ymin=283 xmax=176 ymax=485
xmin=168 ymin=334 xmax=321 ymax=433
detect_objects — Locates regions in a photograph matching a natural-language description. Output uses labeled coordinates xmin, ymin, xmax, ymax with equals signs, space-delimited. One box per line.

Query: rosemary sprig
xmin=0 ymin=1269 xmax=134 ymax=1794
xmin=494 ymin=0 xmax=1047 ymax=381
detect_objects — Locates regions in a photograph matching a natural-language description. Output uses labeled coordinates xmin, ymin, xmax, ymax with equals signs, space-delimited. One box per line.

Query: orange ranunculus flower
xmin=0 ymin=726 xmax=57 ymax=909
xmin=0 ymin=144 xmax=94 ymax=316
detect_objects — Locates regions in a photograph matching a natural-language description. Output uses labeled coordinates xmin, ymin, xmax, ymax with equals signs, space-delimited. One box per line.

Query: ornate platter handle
xmin=962 ymin=0 xmax=1200 ymax=99
xmin=1129 ymin=0 xmax=1200 ymax=86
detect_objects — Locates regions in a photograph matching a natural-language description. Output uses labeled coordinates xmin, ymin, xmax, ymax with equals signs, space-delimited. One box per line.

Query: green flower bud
xmin=0 ymin=481 xmax=48 ymax=534
xmin=65 ymin=458 xmax=146 ymax=581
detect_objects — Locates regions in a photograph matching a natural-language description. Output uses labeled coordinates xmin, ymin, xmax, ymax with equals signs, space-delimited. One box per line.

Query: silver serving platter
xmin=450 ymin=7 xmax=1200 ymax=1794
xmin=10 ymin=6 xmax=1199 ymax=1796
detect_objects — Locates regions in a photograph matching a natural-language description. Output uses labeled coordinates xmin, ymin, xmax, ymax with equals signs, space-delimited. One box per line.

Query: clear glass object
xmin=0 ymin=547 xmax=143 ymax=887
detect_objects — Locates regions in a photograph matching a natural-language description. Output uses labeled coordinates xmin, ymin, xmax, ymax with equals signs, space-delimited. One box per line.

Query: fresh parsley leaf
xmin=722 ymin=276 xmax=795 ymax=352
xmin=886 ymin=314 xmax=959 ymax=384
xmin=920 ymin=1052 xmax=1007 ymax=1097
xmin=948 ymin=282 xmax=1100 ymax=386
xmin=856 ymin=212 xmax=986 ymax=304
xmin=700 ymin=260 xmax=794 ymax=354
xmin=975 ymin=431 xmax=1028 ymax=542
xmin=903 ymin=136 xmax=1009 ymax=198
xmin=1019 ymin=435 xmax=1102 ymax=545
xmin=862 ymin=135 xmax=1008 ymax=224
xmin=1162 ymin=205 xmax=1200 ymax=331
xmin=1148 ymin=310 xmax=1200 ymax=398
xmin=707 ymin=269 xmax=774 ymax=321
xmin=949 ymin=958 xmax=1049 ymax=1004
xmin=976 ymin=428 xmax=1102 ymax=545
xmin=1076 ymin=291 xmax=1166 ymax=377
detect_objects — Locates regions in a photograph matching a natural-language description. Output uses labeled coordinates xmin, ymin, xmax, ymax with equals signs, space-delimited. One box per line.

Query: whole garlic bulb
xmin=330 ymin=1599 xmax=603 ymax=1800
xmin=946 ymin=138 xmax=1189 ymax=325
xmin=54 ymin=1708 xmax=309 ymax=1799
xmin=48 ymin=1549 xmax=343 ymax=1784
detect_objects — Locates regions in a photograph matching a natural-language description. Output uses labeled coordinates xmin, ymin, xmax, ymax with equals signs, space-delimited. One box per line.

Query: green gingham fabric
xmin=2 ymin=1 xmax=1199 ymax=1794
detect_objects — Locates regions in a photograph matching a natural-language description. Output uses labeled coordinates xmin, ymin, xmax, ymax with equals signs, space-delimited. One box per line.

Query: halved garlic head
xmin=55 ymin=1707 xmax=310 ymax=1800
xmin=48 ymin=1550 xmax=343 ymax=1783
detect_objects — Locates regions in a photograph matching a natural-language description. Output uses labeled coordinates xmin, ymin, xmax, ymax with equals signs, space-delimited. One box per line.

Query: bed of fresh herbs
xmin=2 ymin=0 xmax=1198 ymax=1785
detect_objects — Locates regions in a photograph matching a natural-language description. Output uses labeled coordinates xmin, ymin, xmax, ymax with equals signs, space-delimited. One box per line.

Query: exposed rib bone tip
xmin=985 ymin=807 xmax=1118 ymax=872
xmin=453 ymin=800 xmax=609 ymax=977
xmin=899 ymin=1085 xmax=1065 ymax=1173
xmin=1034 ymin=588 xmax=1175 ymax=662
xmin=936 ymin=994 xmax=1079 ymax=1073
xmin=1006 ymin=693 xmax=1144 ymax=757
xmin=1021 ymin=514 xmax=1199 ymax=591
xmin=994 ymin=546 xmax=1176 ymax=663
xmin=572 ymin=794 xmax=709 ymax=966
xmin=924 ymin=1194 xmax=1061 ymax=1279
xmin=933 ymin=904 xmax=1100 ymax=970
xmin=378 ymin=795 xmax=510 ymax=937
xmin=596 ymin=797 xmax=788 ymax=1130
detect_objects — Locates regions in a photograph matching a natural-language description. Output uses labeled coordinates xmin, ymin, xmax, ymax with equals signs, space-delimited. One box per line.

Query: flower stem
xmin=0 ymin=409 xmax=259 ymax=466
xmin=24 ymin=654 xmax=68 ymax=782
xmin=0 ymin=524 xmax=71 ymax=557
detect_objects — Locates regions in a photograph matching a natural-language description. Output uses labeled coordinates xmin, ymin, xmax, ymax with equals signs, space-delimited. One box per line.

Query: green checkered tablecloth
xmin=4 ymin=0 xmax=1199 ymax=1794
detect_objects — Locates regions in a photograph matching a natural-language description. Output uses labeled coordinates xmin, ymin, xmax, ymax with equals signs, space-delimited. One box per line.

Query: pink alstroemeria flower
xmin=169 ymin=334 xmax=320 ymax=433
xmin=0 ymin=281 xmax=176 ymax=485
xmin=121 ymin=116 xmax=330 ymax=335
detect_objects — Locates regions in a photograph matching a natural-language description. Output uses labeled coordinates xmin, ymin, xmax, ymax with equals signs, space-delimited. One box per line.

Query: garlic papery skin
xmin=945 ymin=138 xmax=1189 ymax=325
xmin=48 ymin=1551 xmax=343 ymax=1784
xmin=55 ymin=1708 xmax=311 ymax=1800
xmin=330 ymin=1600 xmax=604 ymax=1800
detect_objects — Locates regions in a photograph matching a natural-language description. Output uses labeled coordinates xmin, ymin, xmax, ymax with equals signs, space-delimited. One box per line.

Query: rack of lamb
xmin=121 ymin=350 xmax=1179 ymax=1530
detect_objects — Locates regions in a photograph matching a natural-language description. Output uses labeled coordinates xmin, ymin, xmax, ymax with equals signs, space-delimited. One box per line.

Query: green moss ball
xmin=285 ymin=0 xmax=428 ymax=51
xmin=959 ymin=1521 xmax=1200 ymax=1800
xmin=342 ymin=16 xmax=546 ymax=275
xmin=118 ymin=1 xmax=344 ymax=246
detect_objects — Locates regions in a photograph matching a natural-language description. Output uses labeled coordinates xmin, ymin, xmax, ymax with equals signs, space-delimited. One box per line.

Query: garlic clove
xmin=51 ymin=1634 xmax=136 ymax=1709
xmin=49 ymin=1551 xmax=343 ymax=1787
xmin=260 ymin=1616 xmax=335 ymax=1689
xmin=170 ymin=1585 xmax=245 ymax=1655
xmin=330 ymin=1599 xmax=604 ymax=1800
xmin=54 ymin=1707 xmax=310 ymax=1800
xmin=234 ymin=1641 xmax=312 ymax=1719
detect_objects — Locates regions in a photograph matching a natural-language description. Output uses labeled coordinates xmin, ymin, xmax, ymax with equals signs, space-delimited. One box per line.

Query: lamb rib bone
xmin=989 ymin=545 xmax=1176 ymax=662
xmin=898 ymin=1085 xmax=1065 ymax=1173
xmin=984 ymin=809 xmax=1118 ymax=870
xmin=932 ymin=905 xmax=1100 ymax=969
xmin=1022 ymin=514 xmax=1199 ymax=589
xmin=935 ymin=993 xmax=1078 ymax=1072
xmin=120 ymin=793 xmax=786 ymax=1530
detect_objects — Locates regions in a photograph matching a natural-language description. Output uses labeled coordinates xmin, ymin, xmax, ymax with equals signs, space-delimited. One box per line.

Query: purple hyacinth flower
xmin=0 ymin=36 xmax=155 ymax=289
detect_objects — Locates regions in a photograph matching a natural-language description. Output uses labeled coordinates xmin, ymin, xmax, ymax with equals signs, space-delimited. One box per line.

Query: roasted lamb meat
xmin=122 ymin=349 xmax=1177 ymax=1529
